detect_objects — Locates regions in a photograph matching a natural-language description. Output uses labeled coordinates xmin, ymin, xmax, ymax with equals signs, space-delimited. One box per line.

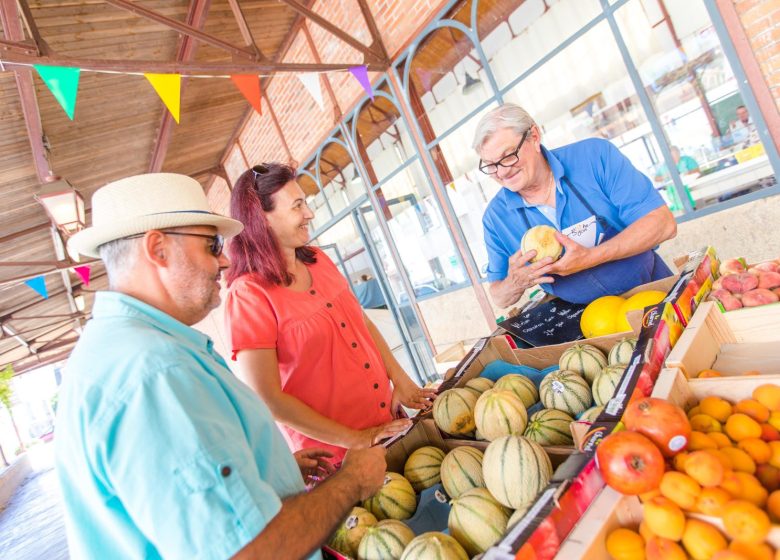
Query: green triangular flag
xmin=34 ymin=65 xmax=81 ymax=120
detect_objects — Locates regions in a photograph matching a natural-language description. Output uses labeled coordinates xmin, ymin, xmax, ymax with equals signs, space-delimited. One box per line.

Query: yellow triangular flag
xmin=144 ymin=73 xmax=181 ymax=123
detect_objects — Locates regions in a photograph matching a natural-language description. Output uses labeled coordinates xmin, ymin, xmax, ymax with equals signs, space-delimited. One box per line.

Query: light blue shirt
xmin=483 ymin=138 xmax=665 ymax=284
xmin=56 ymin=291 xmax=321 ymax=560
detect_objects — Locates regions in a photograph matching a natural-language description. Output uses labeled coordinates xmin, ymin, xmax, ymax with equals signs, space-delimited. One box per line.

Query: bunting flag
xmin=415 ymin=68 xmax=433 ymax=93
xmin=349 ymin=65 xmax=373 ymax=101
xmin=297 ymin=73 xmax=324 ymax=110
xmin=34 ymin=65 xmax=81 ymax=120
xmin=24 ymin=276 xmax=48 ymax=299
xmin=73 ymin=265 xmax=91 ymax=287
xmin=144 ymin=73 xmax=181 ymax=123
xmin=230 ymin=74 xmax=262 ymax=114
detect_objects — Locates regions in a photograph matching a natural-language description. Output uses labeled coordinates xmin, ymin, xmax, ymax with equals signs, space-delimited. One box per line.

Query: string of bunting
xmin=5 ymin=62 xmax=373 ymax=121
xmin=19 ymin=264 xmax=91 ymax=300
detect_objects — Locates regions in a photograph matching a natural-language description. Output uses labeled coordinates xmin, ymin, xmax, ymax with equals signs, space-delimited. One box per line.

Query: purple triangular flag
xmin=349 ymin=66 xmax=373 ymax=101
xmin=74 ymin=265 xmax=91 ymax=286
xmin=24 ymin=276 xmax=48 ymax=299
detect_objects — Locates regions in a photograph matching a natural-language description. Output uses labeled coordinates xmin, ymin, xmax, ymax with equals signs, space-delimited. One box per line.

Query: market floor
xmin=0 ymin=447 xmax=69 ymax=559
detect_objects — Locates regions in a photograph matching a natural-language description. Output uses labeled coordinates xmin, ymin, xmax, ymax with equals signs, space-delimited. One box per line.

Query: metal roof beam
xmin=355 ymin=0 xmax=389 ymax=62
xmin=227 ymin=0 xmax=267 ymax=61
xmin=103 ymin=0 xmax=256 ymax=61
xmin=148 ymin=0 xmax=212 ymax=173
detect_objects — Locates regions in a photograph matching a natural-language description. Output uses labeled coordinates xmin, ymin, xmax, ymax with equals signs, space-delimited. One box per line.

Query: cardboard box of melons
xmin=322 ymin=415 xmax=574 ymax=560
xmin=665 ymin=301 xmax=780 ymax=379
xmin=553 ymin=368 xmax=780 ymax=560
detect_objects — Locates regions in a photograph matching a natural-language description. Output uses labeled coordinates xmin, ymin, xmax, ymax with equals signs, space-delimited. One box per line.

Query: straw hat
xmin=67 ymin=173 xmax=243 ymax=258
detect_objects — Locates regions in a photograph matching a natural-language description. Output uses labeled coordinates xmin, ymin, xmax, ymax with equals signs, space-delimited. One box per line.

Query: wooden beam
xmin=265 ymin=92 xmax=295 ymax=163
xmin=0 ymin=37 xmax=37 ymax=55
xmin=103 ymin=0 xmax=256 ymax=61
xmin=0 ymin=52 xmax=386 ymax=73
xmin=355 ymin=0 xmax=389 ymax=62
xmin=148 ymin=0 xmax=212 ymax=173
xmin=17 ymin=0 xmax=50 ymax=55
xmin=12 ymin=348 xmax=73 ymax=375
xmin=277 ymin=0 xmax=388 ymax=66
xmin=0 ymin=0 xmax=54 ymax=183
xmin=0 ymin=260 xmax=70 ymax=267
xmin=226 ymin=0 xmax=266 ymax=61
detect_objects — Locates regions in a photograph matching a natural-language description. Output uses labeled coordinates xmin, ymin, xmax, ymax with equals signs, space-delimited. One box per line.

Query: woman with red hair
xmin=224 ymin=163 xmax=435 ymax=464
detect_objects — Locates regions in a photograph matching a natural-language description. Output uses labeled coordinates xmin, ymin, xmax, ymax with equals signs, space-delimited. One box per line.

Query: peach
xmin=758 ymin=271 xmax=780 ymax=289
xmin=711 ymin=289 xmax=743 ymax=311
xmin=659 ymin=471 xmax=702 ymax=510
xmin=712 ymin=276 xmax=725 ymax=291
xmin=774 ymin=287 xmax=780 ymax=298
xmin=752 ymin=261 xmax=780 ymax=273
xmin=646 ymin=536 xmax=687 ymax=560
xmin=721 ymin=500 xmax=771 ymax=544
xmin=729 ymin=541 xmax=774 ymax=560
xmin=720 ymin=258 xmax=747 ymax=276
xmin=682 ymin=518 xmax=728 ymax=559
xmin=721 ymin=273 xmax=759 ymax=294
xmin=742 ymin=288 xmax=779 ymax=307
xmin=644 ymin=496 xmax=686 ymax=541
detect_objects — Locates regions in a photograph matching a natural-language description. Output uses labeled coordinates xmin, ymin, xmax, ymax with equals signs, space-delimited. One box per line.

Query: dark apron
xmin=518 ymin=177 xmax=672 ymax=304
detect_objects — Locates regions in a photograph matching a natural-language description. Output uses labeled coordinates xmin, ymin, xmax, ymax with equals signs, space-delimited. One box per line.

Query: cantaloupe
xmin=521 ymin=225 xmax=563 ymax=263
xmin=578 ymin=405 xmax=604 ymax=423
xmin=357 ymin=519 xmax=415 ymax=560
xmin=558 ymin=344 xmax=607 ymax=385
xmin=433 ymin=388 xmax=478 ymax=436
xmin=474 ymin=389 xmax=528 ymax=441
xmin=483 ymin=435 xmax=552 ymax=509
xmin=523 ymin=409 xmax=574 ymax=446
xmin=448 ymin=487 xmax=511 ymax=556
xmin=399 ymin=532 xmax=468 ymax=560
xmin=592 ymin=365 xmax=625 ymax=406
xmin=363 ymin=473 xmax=417 ymax=521
xmin=440 ymin=446 xmax=485 ymax=499
xmin=329 ymin=506 xmax=378 ymax=557
xmin=539 ymin=370 xmax=593 ymax=417
xmin=403 ymin=446 xmax=445 ymax=493
xmin=464 ymin=377 xmax=494 ymax=397
xmin=608 ymin=337 xmax=637 ymax=366
xmin=494 ymin=374 xmax=538 ymax=408
xmin=507 ymin=504 xmax=530 ymax=529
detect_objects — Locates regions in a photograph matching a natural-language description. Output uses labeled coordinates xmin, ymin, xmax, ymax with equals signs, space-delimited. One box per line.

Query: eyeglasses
xmin=122 ymin=231 xmax=225 ymax=257
xmin=251 ymin=164 xmax=269 ymax=178
xmin=478 ymin=129 xmax=530 ymax=175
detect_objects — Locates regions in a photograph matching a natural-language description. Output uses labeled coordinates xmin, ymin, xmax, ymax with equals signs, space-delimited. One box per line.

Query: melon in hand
xmin=521 ymin=225 xmax=563 ymax=263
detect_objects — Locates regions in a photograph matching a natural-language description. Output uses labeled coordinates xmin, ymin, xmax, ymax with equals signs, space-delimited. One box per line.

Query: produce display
xmin=403 ymin=446 xmax=446 ymax=493
xmin=482 ymin=435 xmax=552 ymax=509
xmin=399 ymin=532 xmax=468 ymax=560
xmin=473 ymin=389 xmax=528 ymax=441
xmin=709 ymin=257 xmax=780 ymax=311
xmin=580 ymin=291 xmax=666 ymax=338
xmin=440 ymin=446 xmax=485 ymax=499
xmin=328 ymin=506 xmax=378 ymax=557
xmin=523 ymin=409 xmax=575 ymax=446
xmin=448 ymin=487 xmax=511 ymax=556
xmin=432 ymin=388 xmax=478 ymax=436
xmin=363 ymin=472 xmax=417 ymax=521
xmin=539 ymin=369 xmax=593 ymax=417
xmin=357 ymin=520 xmax=415 ymax=560
xmin=493 ymin=373 xmax=538 ymax=408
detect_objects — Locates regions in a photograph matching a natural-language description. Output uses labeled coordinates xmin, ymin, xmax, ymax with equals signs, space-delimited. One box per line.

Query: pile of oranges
xmin=606 ymin=383 xmax=780 ymax=560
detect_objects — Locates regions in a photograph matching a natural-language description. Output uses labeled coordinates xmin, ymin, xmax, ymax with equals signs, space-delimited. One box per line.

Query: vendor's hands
xmin=340 ymin=446 xmax=387 ymax=501
xmin=354 ymin=418 xmax=413 ymax=448
xmin=506 ymin=248 xmax=555 ymax=291
xmin=390 ymin=377 xmax=436 ymax=418
xmin=293 ymin=448 xmax=336 ymax=485
xmin=539 ymin=232 xmax=599 ymax=277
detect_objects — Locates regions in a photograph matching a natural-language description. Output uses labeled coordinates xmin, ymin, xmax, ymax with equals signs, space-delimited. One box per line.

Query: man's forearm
xmin=233 ymin=471 xmax=362 ymax=560
xmin=489 ymin=277 xmax=526 ymax=309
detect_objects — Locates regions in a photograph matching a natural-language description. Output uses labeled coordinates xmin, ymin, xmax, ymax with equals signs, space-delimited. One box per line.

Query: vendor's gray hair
xmin=472 ymin=103 xmax=537 ymax=152
xmin=98 ymin=237 xmax=142 ymax=288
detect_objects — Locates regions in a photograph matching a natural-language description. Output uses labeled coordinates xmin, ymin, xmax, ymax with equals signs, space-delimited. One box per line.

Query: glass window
xmin=316 ymin=136 xmax=366 ymax=213
xmin=615 ymin=0 xmax=776 ymax=212
xmin=297 ymin=165 xmax=331 ymax=232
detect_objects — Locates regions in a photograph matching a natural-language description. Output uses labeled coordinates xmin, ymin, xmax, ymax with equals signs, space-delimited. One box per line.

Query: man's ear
xmin=142 ymin=230 xmax=169 ymax=267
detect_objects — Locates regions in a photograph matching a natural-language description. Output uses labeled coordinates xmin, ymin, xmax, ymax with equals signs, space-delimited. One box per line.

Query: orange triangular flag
xmin=231 ymin=75 xmax=262 ymax=114
xmin=144 ymin=73 xmax=181 ymax=123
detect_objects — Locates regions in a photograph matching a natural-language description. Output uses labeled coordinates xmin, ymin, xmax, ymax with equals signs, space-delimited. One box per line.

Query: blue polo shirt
xmin=483 ymin=138 xmax=666 ymax=284
xmin=56 ymin=292 xmax=320 ymax=560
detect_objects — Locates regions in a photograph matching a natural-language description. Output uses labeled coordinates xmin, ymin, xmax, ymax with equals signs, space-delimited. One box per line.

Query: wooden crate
xmin=665 ymin=301 xmax=780 ymax=378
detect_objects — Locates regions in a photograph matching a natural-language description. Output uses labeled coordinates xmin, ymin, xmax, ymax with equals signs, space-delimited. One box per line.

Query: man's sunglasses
xmin=122 ymin=231 xmax=225 ymax=257
xmin=478 ymin=129 xmax=531 ymax=175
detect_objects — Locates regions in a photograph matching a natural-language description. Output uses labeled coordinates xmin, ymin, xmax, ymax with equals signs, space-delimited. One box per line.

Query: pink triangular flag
xmin=349 ymin=66 xmax=373 ymax=101
xmin=230 ymin=75 xmax=262 ymax=114
xmin=74 ymin=265 xmax=91 ymax=286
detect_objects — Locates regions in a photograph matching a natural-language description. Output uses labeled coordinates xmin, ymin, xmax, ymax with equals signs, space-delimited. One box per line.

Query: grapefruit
xmin=615 ymin=290 xmax=666 ymax=332
xmin=580 ymin=295 xmax=625 ymax=338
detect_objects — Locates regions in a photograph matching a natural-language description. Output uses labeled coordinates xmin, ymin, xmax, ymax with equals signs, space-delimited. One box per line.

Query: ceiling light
xmin=35 ymin=179 xmax=85 ymax=236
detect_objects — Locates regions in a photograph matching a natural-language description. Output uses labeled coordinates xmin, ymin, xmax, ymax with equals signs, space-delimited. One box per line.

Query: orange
xmin=687 ymin=405 xmax=702 ymax=419
xmin=695 ymin=487 xmax=732 ymax=516
xmin=701 ymin=396 xmax=735 ymax=423
xmin=639 ymin=489 xmax=661 ymax=503
xmin=606 ymin=527 xmax=646 ymax=560
xmin=684 ymin=450 xmax=725 ymax=487
xmin=644 ymin=496 xmax=686 ymax=541
xmin=710 ymin=432 xmax=734 ymax=448
xmin=735 ymin=399 xmax=771 ymax=423
xmin=721 ymin=471 xmax=743 ymax=498
xmin=734 ymin=472 xmax=768 ymax=507
xmin=698 ymin=369 xmax=723 ymax=378
xmin=688 ymin=431 xmax=718 ymax=451
xmin=753 ymin=384 xmax=780 ymax=412
xmin=672 ymin=452 xmax=689 ymax=473
xmin=722 ymin=500 xmax=771 ymax=544
xmin=639 ymin=520 xmax=656 ymax=542
xmin=769 ymin=441 xmax=780 ymax=468
xmin=721 ymin=446 xmax=757 ymax=474
xmin=681 ymin=518 xmax=728 ymax=559
xmin=760 ymin=423 xmax=780 ymax=442
xmin=659 ymin=471 xmax=701 ymax=510
xmin=726 ymin=414 xmax=763 ymax=441
xmin=704 ymin=448 xmax=735 ymax=471
xmin=739 ymin=438 xmax=772 ymax=465
xmin=756 ymin=464 xmax=780 ymax=492
xmin=729 ymin=540 xmax=774 ymax=560
xmin=645 ymin=536 xmax=687 ymax=560
xmin=769 ymin=412 xmax=780 ymax=432
xmin=766 ymin=489 xmax=780 ymax=522
xmin=690 ymin=413 xmax=723 ymax=433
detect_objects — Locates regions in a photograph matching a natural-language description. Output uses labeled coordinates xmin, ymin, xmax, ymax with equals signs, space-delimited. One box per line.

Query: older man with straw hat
xmin=57 ymin=173 xmax=386 ymax=560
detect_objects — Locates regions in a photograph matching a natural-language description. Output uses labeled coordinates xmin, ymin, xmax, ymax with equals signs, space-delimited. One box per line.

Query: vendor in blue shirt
xmin=474 ymin=104 xmax=677 ymax=307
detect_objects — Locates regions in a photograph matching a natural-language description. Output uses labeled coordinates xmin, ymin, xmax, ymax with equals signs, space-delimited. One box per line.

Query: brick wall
xmin=734 ymin=0 xmax=780 ymax=112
